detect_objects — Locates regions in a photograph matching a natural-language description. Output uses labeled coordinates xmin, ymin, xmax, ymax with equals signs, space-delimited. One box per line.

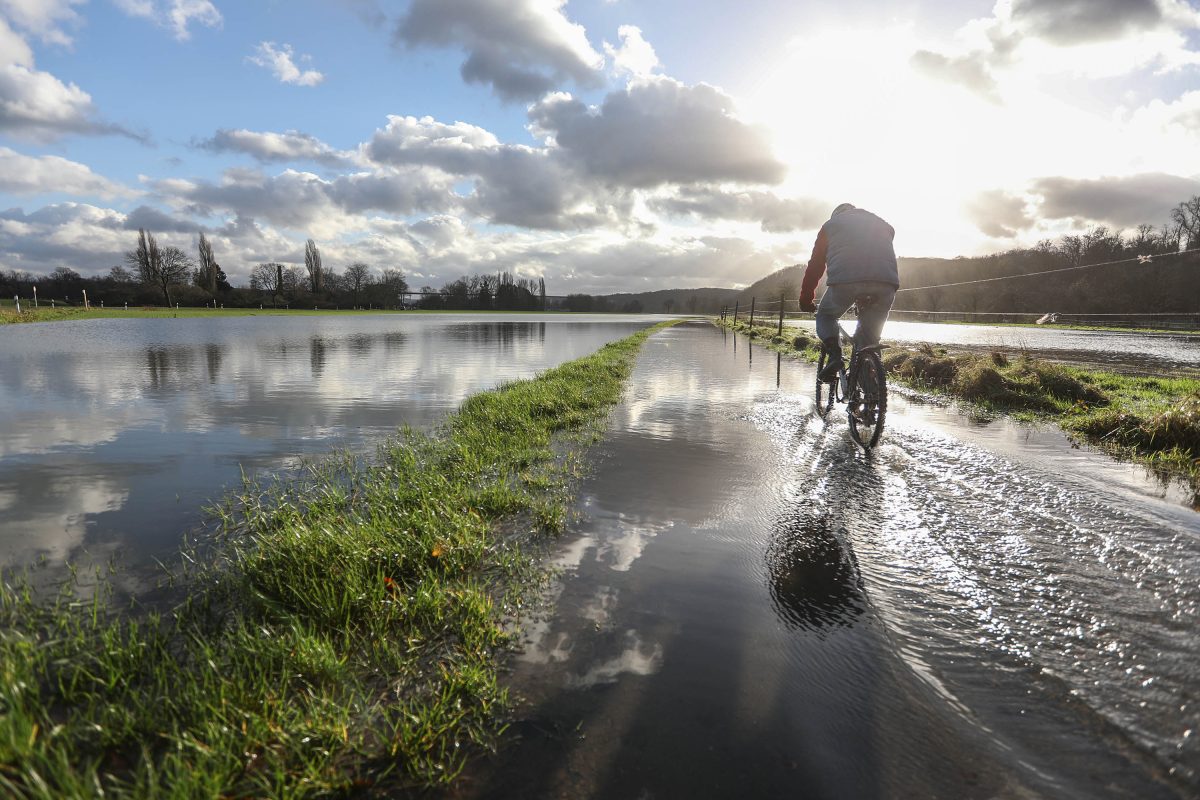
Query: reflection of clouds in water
xmin=596 ymin=515 xmax=672 ymax=572
xmin=0 ymin=410 xmax=136 ymax=458
xmin=580 ymin=585 xmax=619 ymax=627
xmin=1 ymin=477 xmax=129 ymax=565
xmin=0 ymin=316 xmax=650 ymax=571
xmin=567 ymin=630 xmax=663 ymax=688
xmin=552 ymin=533 xmax=594 ymax=571
xmin=516 ymin=578 xmax=574 ymax=665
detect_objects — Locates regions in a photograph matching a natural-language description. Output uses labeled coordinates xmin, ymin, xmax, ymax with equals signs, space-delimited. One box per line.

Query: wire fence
xmin=718 ymin=246 xmax=1200 ymax=332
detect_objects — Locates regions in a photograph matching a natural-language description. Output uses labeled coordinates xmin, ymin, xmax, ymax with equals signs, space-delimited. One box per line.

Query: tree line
xmin=413 ymin=272 xmax=548 ymax=311
xmin=0 ymin=229 xmax=550 ymax=312
xmin=894 ymin=194 xmax=1200 ymax=315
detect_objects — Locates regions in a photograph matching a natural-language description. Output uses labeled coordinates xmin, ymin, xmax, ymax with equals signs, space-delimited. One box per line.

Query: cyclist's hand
xmin=799 ymin=297 xmax=816 ymax=313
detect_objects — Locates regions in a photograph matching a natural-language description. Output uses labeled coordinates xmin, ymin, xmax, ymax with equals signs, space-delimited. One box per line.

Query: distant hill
xmin=596 ymin=286 xmax=740 ymax=313
xmin=730 ymin=249 xmax=1200 ymax=316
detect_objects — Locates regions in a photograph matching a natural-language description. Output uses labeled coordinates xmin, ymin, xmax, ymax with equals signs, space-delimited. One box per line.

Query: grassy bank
xmin=0 ymin=306 xmax=587 ymax=325
xmin=0 ymin=320 xmax=677 ymax=797
xmin=718 ymin=317 xmax=1200 ymax=499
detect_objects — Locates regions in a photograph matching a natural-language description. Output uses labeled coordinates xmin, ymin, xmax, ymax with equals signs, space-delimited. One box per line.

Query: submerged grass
xmin=717 ymin=316 xmax=1200 ymax=499
xmin=0 ymin=320 xmax=678 ymax=797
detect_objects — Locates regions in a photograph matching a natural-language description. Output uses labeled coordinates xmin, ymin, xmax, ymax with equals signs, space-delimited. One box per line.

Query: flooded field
xmin=0 ymin=313 xmax=659 ymax=574
xmin=455 ymin=322 xmax=1199 ymax=799
xmin=786 ymin=317 xmax=1200 ymax=375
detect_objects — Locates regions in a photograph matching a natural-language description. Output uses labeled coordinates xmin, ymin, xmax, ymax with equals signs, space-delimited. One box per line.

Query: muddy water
xmin=786 ymin=318 xmax=1200 ymax=375
xmin=0 ymin=314 xmax=659 ymax=575
xmin=456 ymin=321 xmax=1197 ymax=799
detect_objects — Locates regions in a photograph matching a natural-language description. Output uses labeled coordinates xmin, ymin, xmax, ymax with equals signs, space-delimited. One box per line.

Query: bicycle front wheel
xmin=848 ymin=350 xmax=887 ymax=450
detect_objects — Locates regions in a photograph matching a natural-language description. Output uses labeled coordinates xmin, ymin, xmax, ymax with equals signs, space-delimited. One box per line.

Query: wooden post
xmin=32 ymin=286 xmax=37 ymax=307
xmin=13 ymin=295 xmax=20 ymax=313
xmin=748 ymin=297 xmax=756 ymax=330
xmin=778 ymin=297 xmax=785 ymax=337
xmin=733 ymin=301 xmax=739 ymax=323
xmin=82 ymin=289 xmax=89 ymax=309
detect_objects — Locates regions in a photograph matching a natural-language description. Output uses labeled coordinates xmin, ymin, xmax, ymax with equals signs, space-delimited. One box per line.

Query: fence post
xmin=82 ymin=289 xmax=89 ymax=309
xmin=32 ymin=286 xmax=37 ymax=307
xmin=778 ymin=297 xmax=785 ymax=337
xmin=733 ymin=301 xmax=739 ymax=323
xmin=748 ymin=297 xmax=756 ymax=330
xmin=13 ymin=295 xmax=19 ymax=313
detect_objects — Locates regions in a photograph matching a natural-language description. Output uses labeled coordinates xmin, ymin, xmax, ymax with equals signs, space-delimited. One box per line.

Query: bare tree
xmin=1171 ymin=195 xmax=1200 ymax=250
xmin=376 ymin=268 xmax=408 ymax=308
xmin=125 ymin=229 xmax=191 ymax=306
xmin=197 ymin=233 xmax=218 ymax=294
xmin=304 ymin=238 xmax=324 ymax=293
xmin=108 ymin=265 xmax=136 ymax=283
xmin=345 ymin=262 xmax=370 ymax=307
xmin=250 ymin=262 xmax=288 ymax=307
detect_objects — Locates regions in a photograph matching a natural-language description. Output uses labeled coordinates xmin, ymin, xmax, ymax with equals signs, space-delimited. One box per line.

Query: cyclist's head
xmin=831 ymin=202 xmax=856 ymax=218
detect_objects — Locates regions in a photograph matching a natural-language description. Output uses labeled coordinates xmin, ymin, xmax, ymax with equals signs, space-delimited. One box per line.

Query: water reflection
xmin=766 ymin=509 xmax=866 ymax=633
xmin=0 ymin=314 xmax=659 ymax=572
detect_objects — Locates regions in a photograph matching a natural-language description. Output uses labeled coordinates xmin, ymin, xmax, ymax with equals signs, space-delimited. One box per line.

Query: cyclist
xmin=798 ymin=203 xmax=899 ymax=382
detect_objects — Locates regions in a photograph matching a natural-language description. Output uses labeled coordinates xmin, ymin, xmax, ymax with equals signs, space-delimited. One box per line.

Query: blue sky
xmin=2 ymin=0 xmax=1199 ymax=293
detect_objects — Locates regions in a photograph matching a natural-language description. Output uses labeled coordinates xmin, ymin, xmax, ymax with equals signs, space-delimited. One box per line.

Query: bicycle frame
xmin=815 ymin=301 xmax=888 ymax=450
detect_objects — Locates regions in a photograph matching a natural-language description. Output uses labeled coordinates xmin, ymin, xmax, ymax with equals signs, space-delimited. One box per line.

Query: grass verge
xmin=0 ymin=320 xmax=678 ymax=797
xmin=717 ymin=316 xmax=1200 ymax=501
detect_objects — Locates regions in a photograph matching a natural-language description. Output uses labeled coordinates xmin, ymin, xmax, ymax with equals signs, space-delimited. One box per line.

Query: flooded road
xmin=786 ymin=318 xmax=1200 ymax=375
xmin=0 ymin=314 xmax=660 ymax=574
xmin=457 ymin=321 xmax=1198 ymax=799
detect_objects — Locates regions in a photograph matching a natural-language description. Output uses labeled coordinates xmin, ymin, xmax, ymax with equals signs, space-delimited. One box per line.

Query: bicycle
xmin=814 ymin=296 xmax=888 ymax=451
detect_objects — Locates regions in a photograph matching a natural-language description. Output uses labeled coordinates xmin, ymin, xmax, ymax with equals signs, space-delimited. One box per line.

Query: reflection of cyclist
xmin=798 ymin=203 xmax=899 ymax=382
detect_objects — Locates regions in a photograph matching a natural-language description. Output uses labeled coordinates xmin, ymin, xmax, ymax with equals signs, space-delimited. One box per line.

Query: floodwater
xmin=455 ymin=322 xmax=1199 ymax=799
xmin=0 ymin=313 xmax=660 ymax=576
xmin=786 ymin=317 xmax=1200 ymax=375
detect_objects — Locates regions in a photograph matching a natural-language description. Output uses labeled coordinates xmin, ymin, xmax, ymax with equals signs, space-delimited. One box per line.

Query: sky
xmin=1 ymin=0 xmax=1198 ymax=294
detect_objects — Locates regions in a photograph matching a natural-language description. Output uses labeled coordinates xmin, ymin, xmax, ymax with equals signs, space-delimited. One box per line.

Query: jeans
xmin=815 ymin=281 xmax=897 ymax=348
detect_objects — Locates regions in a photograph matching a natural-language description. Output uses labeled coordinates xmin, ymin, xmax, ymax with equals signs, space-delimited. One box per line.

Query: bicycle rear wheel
xmin=848 ymin=350 xmax=887 ymax=450
xmin=814 ymin=350 xmax=835 ymax=417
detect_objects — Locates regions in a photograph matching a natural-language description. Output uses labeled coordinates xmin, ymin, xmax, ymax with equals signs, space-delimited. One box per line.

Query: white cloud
xmin=0 ymin=146 xmax=136 ymax=198
xmin=198 ymin=128 xmax=352 ymax=166
xmin=1031 ymin=172 xmax=1200 ymax=227
xmin=966 ymin=189 xmax=1034 ymax=238
xmin=149 ymin=165 xmax=458 ymax=237
xmin=247 ymin=42 xmax=325 ymax=87
xmin=0 ymin=0 xmax=84 ymax=46
xmin=915 ymin=0 xmax=1200 ymax=98
xmin=0 ymin=16 xmax=133 ymax=141
xmin=394 ymin=0 xmax=604 ymax=100
xmin=649 ymin=186 xmax=827 ymax=233
xmin=529 ymin=77 xmax=785 ymax=188
xmin=113 ymin=0 xmax=222 ymax=41
xmin=604 ymin=25 xmax=659 ymax=78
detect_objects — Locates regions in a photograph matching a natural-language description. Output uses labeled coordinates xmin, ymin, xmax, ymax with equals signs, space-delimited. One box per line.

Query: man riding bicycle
xmin=798 ymin=203 xmax=899 ymax=382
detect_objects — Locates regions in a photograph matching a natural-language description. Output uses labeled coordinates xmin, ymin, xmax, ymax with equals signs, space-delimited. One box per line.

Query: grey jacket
xmin=800 ymin=209 xmax=898 ymax=303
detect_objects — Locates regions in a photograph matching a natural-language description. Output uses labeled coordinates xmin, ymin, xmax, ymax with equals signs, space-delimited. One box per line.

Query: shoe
xmin=818 ymin=357 xmax=843 ymax=383
xmin=818 ymin=338 xmax=842 ymax=382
